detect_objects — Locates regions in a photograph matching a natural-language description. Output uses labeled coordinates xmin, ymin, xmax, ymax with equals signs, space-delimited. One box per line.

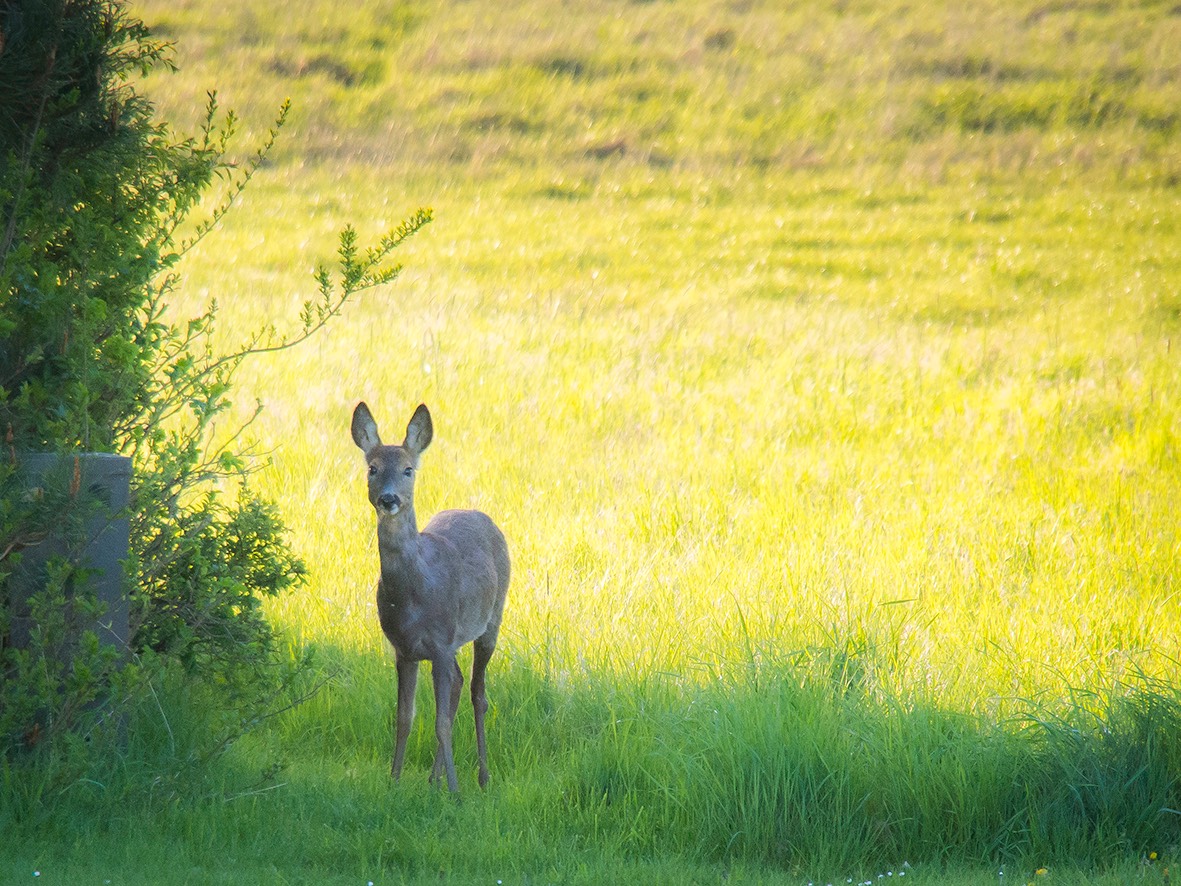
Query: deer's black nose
xmin=377 ymin=493 xmax=401 ymax=512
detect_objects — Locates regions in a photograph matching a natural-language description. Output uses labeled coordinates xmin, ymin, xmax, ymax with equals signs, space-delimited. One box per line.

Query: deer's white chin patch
xmin=377 ymin=503 xmax=402 ymax=518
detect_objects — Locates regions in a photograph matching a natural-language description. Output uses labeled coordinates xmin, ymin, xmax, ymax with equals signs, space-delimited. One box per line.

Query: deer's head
xmin=351 ymin=402 xmax=433 ymax=520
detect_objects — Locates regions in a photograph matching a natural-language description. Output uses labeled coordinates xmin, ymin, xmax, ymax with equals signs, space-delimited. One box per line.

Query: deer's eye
xmin=367 ymin=463 xmax=378 ymax=476
xmin=403 ymin=466 xmax=414 ymax=478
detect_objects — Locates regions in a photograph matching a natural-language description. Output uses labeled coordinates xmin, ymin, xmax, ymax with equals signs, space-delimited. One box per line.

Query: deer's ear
xmin=351 ymin=402 xmax=382 ymax=454
xmin=404 ymin=404 xmax=433 ymax=456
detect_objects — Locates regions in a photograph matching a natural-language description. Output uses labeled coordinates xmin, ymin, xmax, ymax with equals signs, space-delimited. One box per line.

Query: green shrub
xmin=0 ymin=0 xmax=429 ymax=757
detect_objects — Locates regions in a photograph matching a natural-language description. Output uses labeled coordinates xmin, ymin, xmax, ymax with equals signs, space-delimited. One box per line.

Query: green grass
xmin=3 ymin=0 xmax=1181 ymax=882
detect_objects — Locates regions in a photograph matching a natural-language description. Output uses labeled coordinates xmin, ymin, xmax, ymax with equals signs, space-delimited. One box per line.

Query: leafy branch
xmin=1 ymin=0 xmax=432 ymax=757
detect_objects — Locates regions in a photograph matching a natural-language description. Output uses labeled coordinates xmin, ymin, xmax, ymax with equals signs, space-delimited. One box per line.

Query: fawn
xmin=351 ymin=401 xmax=510 ymax=792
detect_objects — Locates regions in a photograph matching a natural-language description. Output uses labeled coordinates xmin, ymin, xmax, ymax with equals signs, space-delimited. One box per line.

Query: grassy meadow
xmin=4 ymin=0 xmax=1181 ymax=882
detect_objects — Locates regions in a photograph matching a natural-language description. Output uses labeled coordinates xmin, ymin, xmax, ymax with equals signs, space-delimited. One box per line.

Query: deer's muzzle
xmin=376 ymin=493 xmax=402 ymax=515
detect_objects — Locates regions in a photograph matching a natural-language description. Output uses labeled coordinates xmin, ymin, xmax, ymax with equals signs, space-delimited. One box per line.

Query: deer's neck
xmin=375 ymin=508 xmax=426 ymax=603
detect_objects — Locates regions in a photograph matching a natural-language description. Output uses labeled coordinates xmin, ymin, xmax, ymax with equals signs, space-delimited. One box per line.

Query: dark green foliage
xmin=0 ymin=0 xmax=287 ymax=755
xmin=0 ymin=0 xmax=208 ymax=451
xmin=0 ymin=551 xmax=122 ymax=754
xmin=0 ymin=0 xmax=428 ymax=756
xmin=130 ymin=493 xmax=306 ymax=682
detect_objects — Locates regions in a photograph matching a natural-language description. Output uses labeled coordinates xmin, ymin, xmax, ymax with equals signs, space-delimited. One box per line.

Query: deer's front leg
xmin=392 ymin=655 xmax=419 ymax=779
xmin=429 ymin=659 xmax=463 ymax=785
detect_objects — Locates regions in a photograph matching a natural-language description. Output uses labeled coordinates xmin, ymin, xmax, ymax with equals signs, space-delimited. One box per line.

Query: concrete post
xmin=6 ymin=452 xmax=132 ymax=657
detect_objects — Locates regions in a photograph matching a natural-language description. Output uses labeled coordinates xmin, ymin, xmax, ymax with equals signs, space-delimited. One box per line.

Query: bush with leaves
xmin=0 ymin=0 xmax=429 ymax=755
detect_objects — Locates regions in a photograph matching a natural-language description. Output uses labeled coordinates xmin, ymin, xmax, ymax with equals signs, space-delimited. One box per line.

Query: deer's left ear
xmin=404 ymin=404 xmax=433 ymax=456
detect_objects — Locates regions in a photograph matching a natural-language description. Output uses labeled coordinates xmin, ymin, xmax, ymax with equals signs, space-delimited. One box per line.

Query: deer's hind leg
xmin=471 ymin=633 xmax=497 ymax=788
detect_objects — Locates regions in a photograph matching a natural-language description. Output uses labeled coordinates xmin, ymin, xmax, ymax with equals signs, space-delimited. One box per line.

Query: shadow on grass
xmin=260 ymin=636 xmax=1180 ymax=874
xmin=2 ymin=635 xmax=1178 ymax=880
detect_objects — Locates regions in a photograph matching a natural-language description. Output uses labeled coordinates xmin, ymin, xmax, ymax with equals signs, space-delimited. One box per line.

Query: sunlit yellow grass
xmin=128 ymin=0 xmax=1181 ymax=742
xmin=1 ymin=2 xmax=1173 ymax=878
xmin=159 ymin=160 xmax=1181 ymax=723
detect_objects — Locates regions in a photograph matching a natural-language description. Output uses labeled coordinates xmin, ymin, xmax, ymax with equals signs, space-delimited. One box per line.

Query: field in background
xmin=137 ymin=0 xmax=1181 ymax=698
xmin=6 ymin=0 xmax=1181 ymax=882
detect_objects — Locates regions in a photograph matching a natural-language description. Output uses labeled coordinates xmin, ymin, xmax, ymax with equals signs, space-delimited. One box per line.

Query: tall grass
xmin=3 ymin=0 xmax=1180 ymax=881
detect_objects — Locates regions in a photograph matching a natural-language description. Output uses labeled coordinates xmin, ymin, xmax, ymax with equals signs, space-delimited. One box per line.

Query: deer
xmin=351 ymin=401 xmax=510 ymax=793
